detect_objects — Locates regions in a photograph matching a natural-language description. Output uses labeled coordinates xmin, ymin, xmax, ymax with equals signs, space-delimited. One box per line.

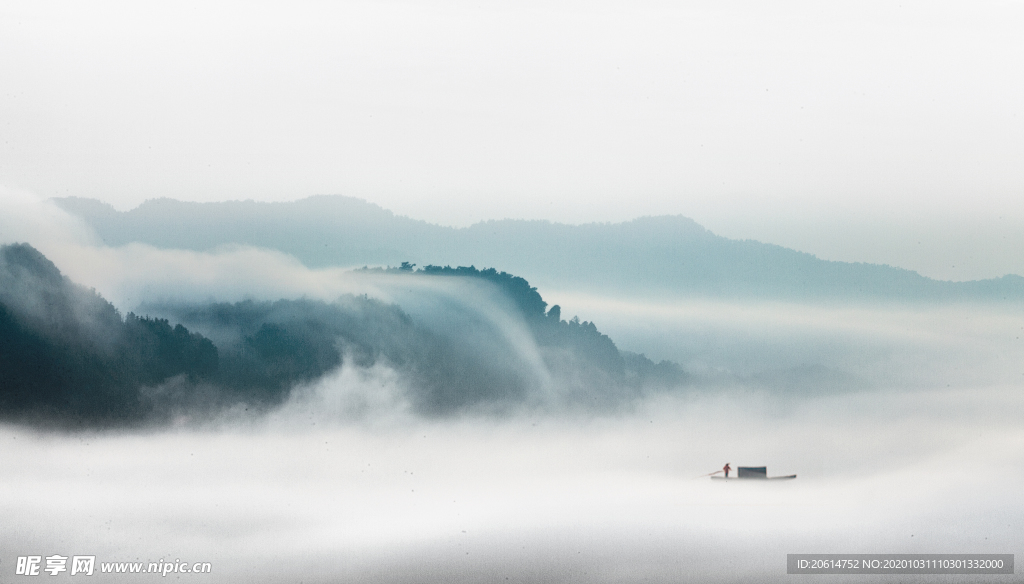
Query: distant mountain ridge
xmin=54 ymin=196 xmax=1024 ymax=302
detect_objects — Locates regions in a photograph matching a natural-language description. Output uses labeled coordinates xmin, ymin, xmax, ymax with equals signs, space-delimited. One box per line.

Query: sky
xmin=1 ymin=0 xmax=1023 ymax=281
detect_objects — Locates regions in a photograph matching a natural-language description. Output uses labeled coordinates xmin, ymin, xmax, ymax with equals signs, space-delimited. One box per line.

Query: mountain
xmin=54 ymin=196 xmax=1024 ymax=302
xmin=0 ymin=243 xmax=683 ymax=426
xmin=55 ymin=195 xmax=442 ymax=268
xmin=0 ymin=243 xmax=218 ymax=425
xmin=144 ymin=264 xmax=686 ymax=417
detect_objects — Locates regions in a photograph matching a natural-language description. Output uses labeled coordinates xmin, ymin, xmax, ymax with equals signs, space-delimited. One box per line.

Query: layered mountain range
xmin=55 ymin=196 xmax=1024 ymax=301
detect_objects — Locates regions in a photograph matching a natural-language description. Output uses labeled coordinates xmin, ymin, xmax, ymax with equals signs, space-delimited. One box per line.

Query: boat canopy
xmin=737 ymin=466 xmax=767 ymax=479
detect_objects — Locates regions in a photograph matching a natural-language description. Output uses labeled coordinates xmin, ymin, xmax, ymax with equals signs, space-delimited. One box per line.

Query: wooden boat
xmin=711 ymin=466 xmax=796 ymax=480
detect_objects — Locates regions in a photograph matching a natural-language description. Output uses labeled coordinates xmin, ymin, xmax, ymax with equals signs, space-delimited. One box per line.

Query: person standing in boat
xmin=723 ymin=463 xmax=731 ymax=478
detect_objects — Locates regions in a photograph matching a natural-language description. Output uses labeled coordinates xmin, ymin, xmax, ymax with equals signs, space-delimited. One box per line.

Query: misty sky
xmin=1 ymin=0 xmax=1023 ymax=281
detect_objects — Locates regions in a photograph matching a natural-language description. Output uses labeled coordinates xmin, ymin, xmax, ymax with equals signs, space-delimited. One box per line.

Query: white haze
xmin=3 ymin=383 xmax=1022 ymax=583
xmin=3 ymin=0 xmax=1024 ymax=281
xmin=545 ymin=291 xmax=1024 ymax=389
xmin=0 ymin=188 xmax=99 ymax=255
xmin=2 ymin=194 xmax=1023 ymax=581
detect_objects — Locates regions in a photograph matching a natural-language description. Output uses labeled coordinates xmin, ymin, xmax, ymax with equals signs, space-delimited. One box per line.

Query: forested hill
xmin=356 ymin=263 xmax=684 ymax=394
xmin=0 ymin=243 xmax=218 ymax=425
xmin=55 ymin=195 xmax=1024 ymax=302
xmin=0 ymin=244 xmax=683 ymax=427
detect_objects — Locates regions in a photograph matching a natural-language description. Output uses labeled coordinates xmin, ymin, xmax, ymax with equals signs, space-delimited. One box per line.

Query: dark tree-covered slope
xmin=0 ymin=243 xmax=218 ymax=425
xmin=153 ymin=265 xmax=685 ymax=416
xmin=1 ymin=244 xmax=686 ymax=426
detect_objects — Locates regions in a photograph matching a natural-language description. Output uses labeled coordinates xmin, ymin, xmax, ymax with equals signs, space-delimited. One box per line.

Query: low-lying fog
xmin=2 ymin=196 xmax=1022 ymax=582
xmin=4 ymin=300 xmax=1022 ymax=583
xmin=3 ymin=388 xmax=1021 ymax=583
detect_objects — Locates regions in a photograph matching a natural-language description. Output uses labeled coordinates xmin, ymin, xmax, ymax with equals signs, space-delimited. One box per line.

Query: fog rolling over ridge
xmin=54 ymin=195 xmax=1024 ymax=302
xmin=0 ymin=243 xmax=683 ymax=426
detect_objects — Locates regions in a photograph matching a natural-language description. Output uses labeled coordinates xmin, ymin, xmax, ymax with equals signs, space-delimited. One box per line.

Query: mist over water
xmin=3 ymin=296 xmax=1022 ymax=582
xmin=2 ymin=388 xmax=1021 ymax=583
xmin=2 ymin=196 xmax=1022 ymax=582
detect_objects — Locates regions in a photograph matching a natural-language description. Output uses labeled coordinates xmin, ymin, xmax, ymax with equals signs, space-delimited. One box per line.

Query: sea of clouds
xmin=1 ymin=190 xmax=1021 ymax=582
